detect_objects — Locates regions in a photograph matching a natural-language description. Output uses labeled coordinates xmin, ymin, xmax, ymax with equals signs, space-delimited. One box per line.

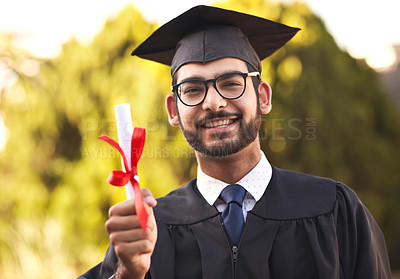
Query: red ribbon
xmin=98 ymin=127 xmax=148 ymax=232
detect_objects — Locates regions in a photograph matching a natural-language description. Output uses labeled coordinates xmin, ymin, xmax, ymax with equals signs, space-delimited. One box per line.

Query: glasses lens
xmin=216 ymin=74 xmax=245 ymax=99
xmin=178 ymin=81 xmax=206 ymax=106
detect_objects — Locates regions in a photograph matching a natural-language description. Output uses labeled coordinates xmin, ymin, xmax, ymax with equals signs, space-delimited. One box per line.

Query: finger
xmin=109 ymin=228 xmax=148 ymax=244
xmin=108 ymin=199 xmax=136 ymax=218
xmin=106 ymin=213 xmax=156 ymax=232
xmin=108 ymin=189 xmax=157 ymax=218
xmin=141 ymin=188 xmax=157 ymax=207
xmin=114 ymin=239 xmax=155 ymax=259
xmin=106 ymin=215 xmax=142 ymax=232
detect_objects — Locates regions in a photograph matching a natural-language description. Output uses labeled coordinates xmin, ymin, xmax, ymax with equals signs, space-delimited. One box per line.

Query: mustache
xmin=195 ymin=111 xmax=243 ymax=128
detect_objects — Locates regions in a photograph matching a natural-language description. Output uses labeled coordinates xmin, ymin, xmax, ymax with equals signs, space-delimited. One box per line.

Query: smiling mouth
xmin=201 ymin=118 xmax=237 ymax=129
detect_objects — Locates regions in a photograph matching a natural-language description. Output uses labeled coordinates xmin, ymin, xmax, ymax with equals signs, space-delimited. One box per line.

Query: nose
xmin=201 ymin=83 xmax=227 ymax=112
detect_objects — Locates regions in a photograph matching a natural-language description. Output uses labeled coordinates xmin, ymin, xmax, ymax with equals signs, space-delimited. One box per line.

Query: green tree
xmin=0 ymin=6 xmax=183 ymax=278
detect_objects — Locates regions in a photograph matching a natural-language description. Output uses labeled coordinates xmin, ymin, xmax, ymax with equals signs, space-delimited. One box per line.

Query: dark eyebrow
xmin=178 ymin=76 xmax=205 ymax=84
xmin=177 ymin=70 xmax=245 ymax=84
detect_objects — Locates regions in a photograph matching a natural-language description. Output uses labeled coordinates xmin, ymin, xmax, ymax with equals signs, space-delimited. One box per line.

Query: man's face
xmin=167 ymin=57 xmax=271 ymax=157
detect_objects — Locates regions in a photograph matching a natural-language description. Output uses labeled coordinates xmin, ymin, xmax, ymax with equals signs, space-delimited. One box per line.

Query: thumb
xmin=141 ymin=188 xmax=157 ymax=207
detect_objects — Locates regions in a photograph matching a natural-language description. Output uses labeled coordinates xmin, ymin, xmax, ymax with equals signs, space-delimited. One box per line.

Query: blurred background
xmin=0 ymin=0 xmax=399 ymax=277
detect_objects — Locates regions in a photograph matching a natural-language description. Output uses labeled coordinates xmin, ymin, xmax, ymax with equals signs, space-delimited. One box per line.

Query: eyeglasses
xmin=171 ymin=72 xmax=260 ymax=107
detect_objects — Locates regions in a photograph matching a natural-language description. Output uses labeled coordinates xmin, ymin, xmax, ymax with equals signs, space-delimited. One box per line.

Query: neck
xmin=196 ymin=140 xmax=262 ymax=184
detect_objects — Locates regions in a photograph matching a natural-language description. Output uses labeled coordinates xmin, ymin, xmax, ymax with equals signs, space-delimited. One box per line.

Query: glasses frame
xmin=171 ymin=71 xmax=260 ymax=107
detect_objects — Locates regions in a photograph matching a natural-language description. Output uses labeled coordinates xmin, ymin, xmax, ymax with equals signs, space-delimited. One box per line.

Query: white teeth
xmin=204 ymin=119 xmax=234 ymax=128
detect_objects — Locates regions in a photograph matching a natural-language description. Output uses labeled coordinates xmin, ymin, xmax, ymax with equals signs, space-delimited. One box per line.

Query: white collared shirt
xmin=197 ymin=151 xmax=272 ymax=219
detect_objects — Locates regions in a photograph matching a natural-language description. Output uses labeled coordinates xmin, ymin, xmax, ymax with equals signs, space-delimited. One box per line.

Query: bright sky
xmin=0 ymin=0 xmax=399 ymax=69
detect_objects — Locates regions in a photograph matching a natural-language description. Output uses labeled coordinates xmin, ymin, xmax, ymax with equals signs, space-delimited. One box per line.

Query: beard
xmin=178 ymin=108 xmax=261 ymax=157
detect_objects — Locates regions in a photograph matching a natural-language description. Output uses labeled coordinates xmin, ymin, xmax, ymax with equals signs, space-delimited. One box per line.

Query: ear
xmin=165 ymin=94 xmax=180 ymax=127
xmin=258 ymin=81 xmax=272 ymax=114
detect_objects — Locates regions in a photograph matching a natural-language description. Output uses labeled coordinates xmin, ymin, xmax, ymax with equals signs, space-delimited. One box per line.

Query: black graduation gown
xmin=79 ymin=166 xmax=391 ymax=279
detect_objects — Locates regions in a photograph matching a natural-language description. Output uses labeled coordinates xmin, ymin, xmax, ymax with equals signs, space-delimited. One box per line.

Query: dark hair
xmin=246 ymin=62 xmax=261 ymax=96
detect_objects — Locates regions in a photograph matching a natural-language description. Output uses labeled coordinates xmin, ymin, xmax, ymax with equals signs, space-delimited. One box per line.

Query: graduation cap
xmin=131 ymin=5 xmax=300 ymax=76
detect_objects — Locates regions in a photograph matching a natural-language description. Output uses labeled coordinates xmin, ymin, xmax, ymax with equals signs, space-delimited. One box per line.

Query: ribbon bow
xmin=98 ymin=127 xmax=148 ymax=232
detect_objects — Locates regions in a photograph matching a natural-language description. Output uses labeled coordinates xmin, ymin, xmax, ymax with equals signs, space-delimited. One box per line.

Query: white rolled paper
xmin=114 ymin=104 xmax=136 ymax=200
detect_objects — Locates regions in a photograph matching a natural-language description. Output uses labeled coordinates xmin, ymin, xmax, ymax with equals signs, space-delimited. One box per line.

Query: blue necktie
xmin=220 ymin=184 xmax=246 ymax=246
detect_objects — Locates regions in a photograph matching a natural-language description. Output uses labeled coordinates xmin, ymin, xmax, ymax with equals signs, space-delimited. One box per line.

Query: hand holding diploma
xmin=99 ymin=104 xmax=158 ymax=278
xmin=106 ymin=189 xmax=157 ymax=279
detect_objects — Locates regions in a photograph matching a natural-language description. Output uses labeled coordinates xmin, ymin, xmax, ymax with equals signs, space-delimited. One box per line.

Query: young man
xmin=79 ymin=5 xmax=391 ymax=279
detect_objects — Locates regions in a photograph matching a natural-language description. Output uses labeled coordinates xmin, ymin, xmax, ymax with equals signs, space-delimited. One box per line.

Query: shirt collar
xmin=197 ymin=151 xmax=272 ymax=205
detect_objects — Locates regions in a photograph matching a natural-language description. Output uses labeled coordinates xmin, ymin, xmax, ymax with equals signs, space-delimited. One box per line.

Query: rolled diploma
xmin=114 ymin=104 xmax=137 ymax=200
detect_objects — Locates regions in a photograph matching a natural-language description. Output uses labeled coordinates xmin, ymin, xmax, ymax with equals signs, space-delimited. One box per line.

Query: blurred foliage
xmin=0 ymin=0 xmax=399 ymax=277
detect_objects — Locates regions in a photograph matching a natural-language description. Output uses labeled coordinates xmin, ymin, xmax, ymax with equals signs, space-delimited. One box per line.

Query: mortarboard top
xmin=131 ymin=5 xmax=300 ymax=76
